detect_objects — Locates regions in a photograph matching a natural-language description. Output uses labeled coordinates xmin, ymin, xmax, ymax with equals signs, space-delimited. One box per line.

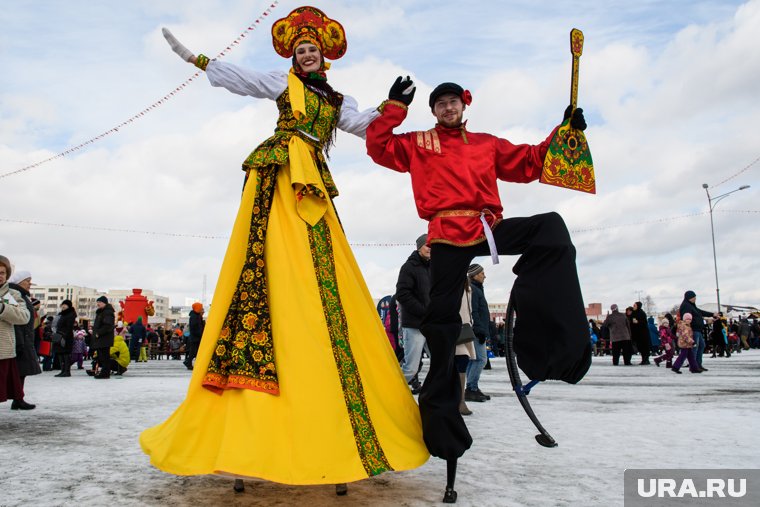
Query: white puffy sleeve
xmin=337 ymin=95 xmax=380 ymax=139
xmin=205 ymin=61 xmax=287 ymax=100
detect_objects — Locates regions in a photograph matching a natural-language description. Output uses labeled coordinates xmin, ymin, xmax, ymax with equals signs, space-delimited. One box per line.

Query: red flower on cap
xmin=461 ymin=90 xmax=472 ymax=106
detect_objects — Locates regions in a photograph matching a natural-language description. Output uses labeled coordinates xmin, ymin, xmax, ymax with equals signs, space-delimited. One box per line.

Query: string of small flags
xmin=0 ymin=1 xmax=280 ymax=180
xmin=710 ymin=154 xmax=760 ymax=189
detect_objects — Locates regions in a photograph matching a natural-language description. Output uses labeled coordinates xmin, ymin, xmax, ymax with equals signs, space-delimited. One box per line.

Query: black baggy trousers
xmin=418 ymin=212 xmax=592 ymax=459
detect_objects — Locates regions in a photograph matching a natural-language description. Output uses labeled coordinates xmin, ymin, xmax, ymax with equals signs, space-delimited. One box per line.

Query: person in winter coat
xmin=0 ymin=256 xmax=34 ymax=409
xmin=455 ymin=277 xmax=476 ymax=416
xmin=465 ymin=264 xmax=491 ymax=403
xmin=710 ymin=313 xmax=729 ymax=358
xmin=629 ymin=302 xmax=651 ymax=365
xmin=8 ymin=269 xmax=41 ymax=407
xmin=169 ymin=333 xmax=182 ymax=360
xmin=738 ymin=317 xmax=751 ymax=351
xmin=603 ymin=304 xmax=633 ymax=366
xmin=54 ymin=299 xmax=77 ymax=377
xmin=589 ymin=319 xmax=603 ymax=356
xmin=109 ymin=334 xmax=131 ymax=375
xmin=183 ymin=303 xmax=205 ymax=370
xmin=671 ymin=314 xmax=702 ymax=374
xmin=91 ymin=296 xmax=116 ymax=379
xmin=646 ymin=316 xmax=660 ymax=354
xmin=654 ymin=319 xmax=675 ymax=368
xmin=395 ymin=233 xmax=431 ymax=389
xmin=679 ymin=290 xmax=715 ymax=372
xmin=128 ymin=317 xmax=147 ymax=362
xmin=71 ymin=330 xmax=88 ymax=370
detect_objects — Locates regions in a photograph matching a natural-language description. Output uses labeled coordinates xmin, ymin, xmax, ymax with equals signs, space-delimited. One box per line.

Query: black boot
xmin=233 ymin=479 xmax=244 ymax=493
xmin=442 ymin=458 xmax=458 ymax=503
xmin=11 ymin=399 xmax=36 ymax=410
xmin=335 ymin=484 xmax=348 ymax=496
xmin=55 ymin=356 xmax=71 ymax=377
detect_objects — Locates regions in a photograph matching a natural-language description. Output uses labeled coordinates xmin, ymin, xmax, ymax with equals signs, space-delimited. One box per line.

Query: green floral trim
xmin=308 ymin=218 xmax=393 ymax=477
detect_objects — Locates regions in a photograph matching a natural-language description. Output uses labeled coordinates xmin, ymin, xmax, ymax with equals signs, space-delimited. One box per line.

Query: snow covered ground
xmin=2 ymin=351 xmax=759 ymax=507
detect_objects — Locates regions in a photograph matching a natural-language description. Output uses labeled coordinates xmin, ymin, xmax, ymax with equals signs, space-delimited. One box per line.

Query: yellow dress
xmin=140 ymin=67 xmax=429 ymax=484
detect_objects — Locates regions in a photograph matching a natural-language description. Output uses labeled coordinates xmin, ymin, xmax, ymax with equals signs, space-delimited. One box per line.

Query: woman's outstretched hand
xmin=162 ymin=28 xmax=196 ymax=64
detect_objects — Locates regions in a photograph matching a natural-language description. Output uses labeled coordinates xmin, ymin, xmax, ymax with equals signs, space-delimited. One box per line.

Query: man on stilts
xmin=366 ymin=79 xmax=592 ymax=503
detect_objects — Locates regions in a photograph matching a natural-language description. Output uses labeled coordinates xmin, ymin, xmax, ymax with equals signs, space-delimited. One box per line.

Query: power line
xmin=4 ymin=210 xmax=757 ymax=243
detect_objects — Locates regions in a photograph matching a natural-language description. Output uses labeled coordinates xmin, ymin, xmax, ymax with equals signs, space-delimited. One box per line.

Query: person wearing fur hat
xmin=183 ymin=303 xmax=205 ymax=370
xmin=395 ymin=233 xmax=432 ymax=392
xmin=7 ymin=269 xmax=41 ymax=407
xmin=53 ymin=299 xmax=77 ymax=377
xmin=367 ymin=76 xmax=591 ymax=501
xmin=0 ymin=256 xmax=34 ymax=409
xmin=144 ymin=6 xmax=428 ymax=492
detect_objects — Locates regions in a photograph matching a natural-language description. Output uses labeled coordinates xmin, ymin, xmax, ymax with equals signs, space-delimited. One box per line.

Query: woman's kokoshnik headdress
xmin=271 ymin=6 xmax=347 ymax=61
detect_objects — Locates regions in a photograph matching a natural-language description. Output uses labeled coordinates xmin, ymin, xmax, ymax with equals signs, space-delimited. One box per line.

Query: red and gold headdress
xmin=271 ymin=6 xmax=347 ymax=60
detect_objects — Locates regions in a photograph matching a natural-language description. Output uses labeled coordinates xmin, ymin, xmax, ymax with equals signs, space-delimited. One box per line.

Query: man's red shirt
xmin=366 ymin=102 xmax=557 ymax=246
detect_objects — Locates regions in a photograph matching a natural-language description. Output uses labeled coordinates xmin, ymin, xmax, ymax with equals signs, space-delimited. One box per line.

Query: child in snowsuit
xmin=70 ymin=329 xmax=88 ymax=370
xmin=654 ymin=319 xmax=675 ymax=368
xmin=671 ymin=313 xmax=702 ymax=374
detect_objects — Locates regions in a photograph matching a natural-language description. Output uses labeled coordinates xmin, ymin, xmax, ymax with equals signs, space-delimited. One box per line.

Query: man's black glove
xmin=477 ymin=334 xmax=486 ymax=345
xmin=563 ymin=105 xmax=587 ymax=131
xmin=388 ymin=75 xmax=416 ymax=106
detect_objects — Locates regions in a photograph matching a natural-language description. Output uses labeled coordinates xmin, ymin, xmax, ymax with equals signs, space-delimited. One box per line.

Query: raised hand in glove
xmin=388 ymin=76 xmax=416 ymax=106
xmin=162 ymin=27 xmax=196 ymax=63
xmin=563 ymin=105 xmax=587 ymax=131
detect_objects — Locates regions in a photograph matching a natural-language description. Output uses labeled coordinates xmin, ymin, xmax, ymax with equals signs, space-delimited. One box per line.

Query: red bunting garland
xmin=0 ymin=1 xmax=280 ymax=180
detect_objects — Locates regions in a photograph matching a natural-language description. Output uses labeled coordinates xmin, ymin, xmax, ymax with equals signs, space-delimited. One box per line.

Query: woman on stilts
xmin=141 ymin=5 xmax=428 ymax=496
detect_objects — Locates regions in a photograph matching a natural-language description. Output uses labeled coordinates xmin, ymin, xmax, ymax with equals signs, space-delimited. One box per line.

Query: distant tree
xmin=642 ymin=295 xmax=656 ymax=315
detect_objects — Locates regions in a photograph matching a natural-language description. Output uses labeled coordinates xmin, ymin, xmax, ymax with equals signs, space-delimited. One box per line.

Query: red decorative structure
xmin=118 ymin=289 xmax=155 ymax=325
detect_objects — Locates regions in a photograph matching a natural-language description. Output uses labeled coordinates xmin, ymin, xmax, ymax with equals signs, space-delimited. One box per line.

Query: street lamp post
xmin=702 ymin=183 xmax=750 ymax=312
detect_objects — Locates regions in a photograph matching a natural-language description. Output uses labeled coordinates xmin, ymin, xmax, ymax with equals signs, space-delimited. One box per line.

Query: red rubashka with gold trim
xmin=366 ymin=102 xmax=558 ymax=246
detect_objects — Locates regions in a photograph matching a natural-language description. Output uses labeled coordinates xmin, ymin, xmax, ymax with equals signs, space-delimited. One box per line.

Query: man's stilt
xmin=443 ymin=458 xmax=458 ymax=503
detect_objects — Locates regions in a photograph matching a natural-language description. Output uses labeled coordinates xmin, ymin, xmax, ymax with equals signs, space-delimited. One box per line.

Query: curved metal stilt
xmin=505 ymin=295 xmax=558 ymax=448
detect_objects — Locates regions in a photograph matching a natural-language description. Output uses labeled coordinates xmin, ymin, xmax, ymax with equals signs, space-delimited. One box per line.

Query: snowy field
xmin=2 ymin=351 xmax=759 ymax=507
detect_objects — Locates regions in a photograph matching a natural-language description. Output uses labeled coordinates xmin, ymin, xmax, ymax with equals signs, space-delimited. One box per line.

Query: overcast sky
xmin=2 ymin=0 xmax=759 ymax=314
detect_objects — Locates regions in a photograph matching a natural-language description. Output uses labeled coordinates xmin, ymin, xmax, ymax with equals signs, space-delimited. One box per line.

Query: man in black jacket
xmin=629 ymin=301 xmax=651 ymax=365
xmin=679 ymin=290 xmax=715 ymax=371
xmin=92 ymin=296 xmax=115 ymax=379
xmin=465 ymin=264 xmax=491 ymax=402
xmin=396 ymin=234 xmax=431 ymax=391
xmin=184 ymin=303 xmax=205 ymax=370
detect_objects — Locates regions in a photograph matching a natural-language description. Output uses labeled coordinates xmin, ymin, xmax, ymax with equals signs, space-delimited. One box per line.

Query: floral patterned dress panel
xmin=202 ymin=167 xmax=279 ymax=395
